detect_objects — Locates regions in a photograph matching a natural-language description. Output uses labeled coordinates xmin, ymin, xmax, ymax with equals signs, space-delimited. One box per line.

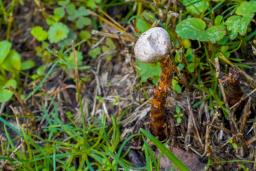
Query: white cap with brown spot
xmin=134 ymin=27 xmax=171 ymax=63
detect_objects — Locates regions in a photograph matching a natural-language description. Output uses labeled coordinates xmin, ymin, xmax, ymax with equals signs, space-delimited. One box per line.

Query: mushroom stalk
xmin=150 ymin=57 xmax=172 ymax=138
xmin=134 ymin=27 xmax=173 ymax=138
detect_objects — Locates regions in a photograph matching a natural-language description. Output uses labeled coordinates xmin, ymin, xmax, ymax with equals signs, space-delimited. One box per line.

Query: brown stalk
xmin=150 ymin=57 xmax=173 ymax=138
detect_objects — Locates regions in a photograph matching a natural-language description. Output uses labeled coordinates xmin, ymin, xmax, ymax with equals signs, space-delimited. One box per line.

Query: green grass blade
xmin=140 ymin=129 xmax=190 ymax=171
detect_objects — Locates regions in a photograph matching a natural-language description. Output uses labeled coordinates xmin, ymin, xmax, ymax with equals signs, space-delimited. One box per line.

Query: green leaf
xmin=76 ymin=6 xmax=89 ymax=17
xmin=54 ymin=7 xmax=65 ymax=20
xmin=239 ymin=15 xmax=253 ymax=35
xmin=106 ymin=38 xmax=116 ymax=49
xmin=36 ymin=65 xmax=46 ymax=76
xmin=214 ymin=15 xmax=223 ymax=25
xmin=225 ymin=16 xmax=240 ymax=39
xmin=86 ymin=0 xmax=97 ymax=9
xmin=65 ymin=51 xmax=83 ymax=69
xmin=88 ymin=47 xmax=101 ymax=59
xmin=176 ymin=18 xmax=209 ymax=41
xmin=58 ymin=0 xmax=70 ymax=6
xmin=0 ymin=79 xmax=17 ymax=103
xmin=46 ymin=15 xmax=58 ymax=25
xmin=31 ymin=26 xmax=48 ymax=41
xmin=225 ymin=15 xmax=252 ymax=40
xmin=48 ymin=22 xmax=69 ymax=43
xmin=206 ymin=25 xmax=226 ymax=43
xmin=4 ymin=79 xmax=17 ymax=89
xmin=136 ymin=60 xmax=161 ymax=85
xmin=172 ymin=79 xmax=182 ymax=93
xmin=79 ymin=31 xmax=91 ymax=41
xmin=182 ymin=0 xmax=209 ymax=15
xmin=235 ymin=1 xmax=256 ymax=17
xmin=140 ymin=129 xmax=190 ymax=171
xmin=0 ymin=76 xmax=5 ymax=86
xmin=0 ymin=40 xmax=12 ymax=64
xmin=136 ymin=17 xmax=151 ymax=33
xmin=2 ymin=50 xmax=21 ymax=71
xmin=0 ymin=89 xmax=13 ymax=103
xmin=142 ymin=11 xmax=156 ymax=23
xmin=76 ymin=17 xmax=92 ymax=29
xmin=187 ymin=63 xmax=195 ymax=73
xmin=66 ymin=3 xmax=77 ymax=21
xmin=58 ymin=30 xmax=77 ymax=48
xmin=21 ymin=60 xmax=35 ymax=70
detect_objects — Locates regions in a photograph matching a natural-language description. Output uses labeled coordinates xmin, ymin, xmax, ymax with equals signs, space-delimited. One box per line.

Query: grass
xmin=0 ymin=99 xmax=186 ymax=170
xmin=1 ymin=0 xmax=256 ymax=170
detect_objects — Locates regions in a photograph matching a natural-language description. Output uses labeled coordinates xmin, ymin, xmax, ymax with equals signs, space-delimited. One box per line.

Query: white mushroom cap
xmin=134 ymin=27 xmax=171 ymax=63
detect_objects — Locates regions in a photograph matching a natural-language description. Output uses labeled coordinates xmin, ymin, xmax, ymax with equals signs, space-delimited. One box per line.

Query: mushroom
xmin=134 ymin=27 xmax=173 ymax=139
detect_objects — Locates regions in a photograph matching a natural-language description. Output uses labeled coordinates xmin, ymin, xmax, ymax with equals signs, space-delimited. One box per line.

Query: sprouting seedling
xmin=134 ymin=27 xmax=173 ymax=139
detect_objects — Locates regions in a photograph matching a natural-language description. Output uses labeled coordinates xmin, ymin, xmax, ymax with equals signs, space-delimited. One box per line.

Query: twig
xmin=230 ymin=88 xmax=256 ymax=110
xmin=203 ymin=111 xmax=220 ymax=156
xmin=214 ymin=57 xmax=229 ymax=109
xmin=0 ymin=102 xmax=6 ymax=115
xmin=91 ymin=59 xmax=110 ymax=120
xmin=186 ymin=97 xmax=204 ymax=149
xmin=185 ymin=98 xmax=193 ymax=150
xmin=239 ymin=98 xmax=251 ymax=134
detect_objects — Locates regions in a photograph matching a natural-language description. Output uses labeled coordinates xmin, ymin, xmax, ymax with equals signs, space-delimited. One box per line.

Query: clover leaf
xmin=235 ymin=1 xmax=256 ymax=17
xmin=206 ymin=25 xmax=226 ymax=43
xmin=48 ymin=22 xmax=69 ymax=43
xmin=176 ymin=18 xmax=209 ymax=41
xmin=31 ymin=26 xmax=48 ymax=41
xmin=225 ymin=15 xmax=251 ymax=40
xmin=76 ymin=17 xmax=91 ymax=29
xmin=176 ymin=18 xmax=226 ymax=43
xmin=182 ymin=0 xmax=209 ymax=16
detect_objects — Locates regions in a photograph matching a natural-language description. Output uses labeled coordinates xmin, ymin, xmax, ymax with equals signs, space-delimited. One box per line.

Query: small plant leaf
xmin=4 ymin=79 xmax=17 ymax=89
xmin=235 ymin=1 xmax=256 ymax=17
xmin=0 ymin=89 xmax=14 ymax=103
xmin=76 ymin=17 xmax=91 ymax=29
xmin=172 ymin=79 xmax=182 ymax=93
xmin=48 ymin=22 xmax=69 ymax=43
xmin=0 ymin=40 xmax=12 ymax=64
xmin=65 ymin=51 xmax=83 ymax=69
xmin=88 ymin=47 xmax=101 ymax=59
xmin=66 ymin=3 xmax=76 ymax=19
xmin=2 ymin=50 xmax=21 ymax=71
xmin=136 ymin=17 xmax=151 ymax=33
xmin=225 ymin=16 xmax=240 ymax=40
xmin=79 ymin=30 xmax=91 ymax=41
xmin=54 ymin=7 xmax=65 ymax=20
xmin=76 ymin=6 xmax=89 ymax=17
xmin=58 ymin=0 xmax=70 ymax=6
xmin=225 ymin=15 xmax=252 ymax=40
xmin=0 ymin=79 xmax=17 ymax=103
xmin=136 ymin=60 xmax=161 ymax=85
xmin=142 ymin=11 xmax=156 ymax=23
xmin=21 ymin=60 xmax=35 ymax=70
xmin=176 ymin=18 xmax=209 ymax=41
xmin=86 ymin=0 xmax=97 ymax=9
xmin=182 ymin=0 xmax=209 ymax=16
xmin=31 ymin=26 xmax=48 ymax=41
xmin=206 ymin=25 xmax=226 ymax=43
xmin=214 ymin=15 xmax=223 ymax=25
xmin=58 ymin=30 xmax=77 ymax=48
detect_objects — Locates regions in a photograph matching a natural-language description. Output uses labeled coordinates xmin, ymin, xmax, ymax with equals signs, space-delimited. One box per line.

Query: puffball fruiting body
xmin=134 ymin=27 xmax=171 ymax=63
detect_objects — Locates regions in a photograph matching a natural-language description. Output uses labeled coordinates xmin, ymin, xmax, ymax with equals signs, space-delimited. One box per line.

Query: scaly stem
xmin=150 ymin=57 xmax=173 ymax=139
